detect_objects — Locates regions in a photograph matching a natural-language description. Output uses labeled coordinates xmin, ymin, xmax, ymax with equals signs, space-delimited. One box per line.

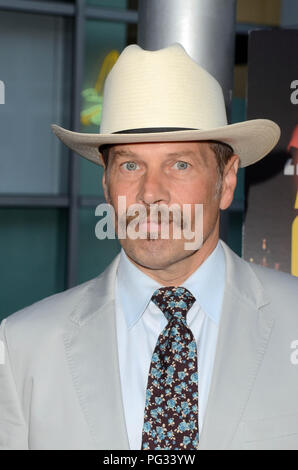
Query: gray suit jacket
xmin=0 ymin=240 xmax=298 ymax=450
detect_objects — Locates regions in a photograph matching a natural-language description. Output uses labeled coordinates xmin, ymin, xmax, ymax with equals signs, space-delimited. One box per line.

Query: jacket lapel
xmin=63 ymin=253 xmax=130 ymax=450
xmin=198 ymin=241 xmax=275 ymax=449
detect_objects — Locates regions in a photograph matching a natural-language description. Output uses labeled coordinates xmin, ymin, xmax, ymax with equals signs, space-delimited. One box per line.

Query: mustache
xmin=126 ymin=212 xmax=172 ymax=225
xmin=123 ymin=204 xmax=188 ymax=230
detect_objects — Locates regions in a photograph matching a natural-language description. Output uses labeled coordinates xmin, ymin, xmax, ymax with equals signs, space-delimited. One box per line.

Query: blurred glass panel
xmin=78 ymin=207 xmax=120 ymax=284
xmin=87 ymin=0 xmax=128 ymax=8
xmin=80 ymin=18 xmax=137 ymax=196
xmin=0 ymin=208 xmax=67 ymax=320
xmin=0 ymin=11 xmax=72 ymax=195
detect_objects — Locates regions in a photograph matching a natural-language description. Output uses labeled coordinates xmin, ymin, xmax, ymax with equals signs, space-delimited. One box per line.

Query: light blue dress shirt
xmin=115 ymin=240 xmax=226 ymax=450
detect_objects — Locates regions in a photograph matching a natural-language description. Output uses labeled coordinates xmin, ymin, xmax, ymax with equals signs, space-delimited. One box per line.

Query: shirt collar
xmin=181 ymin=240 xmax=225 ymax=324
xmin=116 ymin=240 xmax=226 ymax=329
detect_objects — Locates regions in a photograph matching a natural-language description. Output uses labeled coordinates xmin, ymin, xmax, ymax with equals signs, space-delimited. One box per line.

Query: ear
xmin=102 ymin=171 xmax=110 ymax=203
xmin=219 ymin=155 xmax=240 ymax=210
xmin=98 ymin=152 xmax=105 ymax=167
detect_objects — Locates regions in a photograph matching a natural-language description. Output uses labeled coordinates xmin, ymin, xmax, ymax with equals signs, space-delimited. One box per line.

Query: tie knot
xmin=151 ymin=286 xmax=196 ymax=323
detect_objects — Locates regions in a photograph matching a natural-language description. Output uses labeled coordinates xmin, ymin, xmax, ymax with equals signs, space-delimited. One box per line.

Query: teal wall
xmin=0 ymin=209 xmax=66 ymax=319
xmin=78 ymin=208 xmax=120 ymax=285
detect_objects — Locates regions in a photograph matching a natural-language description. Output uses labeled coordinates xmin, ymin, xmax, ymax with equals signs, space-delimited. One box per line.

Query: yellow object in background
xmin=292 ymin=191 xmax=298 ymax=277
xmin=81 ymin=50 xmax=119 ymax=127
xmin=94 ymin=50 xmax=119 ymax=95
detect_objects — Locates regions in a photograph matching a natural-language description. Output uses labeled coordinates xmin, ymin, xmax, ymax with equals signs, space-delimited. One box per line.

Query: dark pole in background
xmin=138 ymin=0 xmax=236 ymax=117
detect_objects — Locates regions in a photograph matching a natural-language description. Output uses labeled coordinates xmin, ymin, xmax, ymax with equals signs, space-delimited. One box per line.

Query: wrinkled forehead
xmin=101 ymin=140 xmax=217 ymax=166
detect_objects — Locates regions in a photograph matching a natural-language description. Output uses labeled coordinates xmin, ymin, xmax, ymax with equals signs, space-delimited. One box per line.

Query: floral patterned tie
xmin=141 ymin=286 xmax=199 ymax=450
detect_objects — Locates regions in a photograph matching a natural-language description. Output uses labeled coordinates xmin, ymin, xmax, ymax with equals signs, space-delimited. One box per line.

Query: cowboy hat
xmin=51 ymin=43 xmax=280 ymax=168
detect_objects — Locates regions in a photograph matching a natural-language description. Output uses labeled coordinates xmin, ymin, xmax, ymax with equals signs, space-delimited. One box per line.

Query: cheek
xmin=107 ymin=181 xmax=138 ymax=213
xmin=175 ymin=180 xmax=215 ymax=205
xmin=180 ymin=181 xmax=219 ymax=224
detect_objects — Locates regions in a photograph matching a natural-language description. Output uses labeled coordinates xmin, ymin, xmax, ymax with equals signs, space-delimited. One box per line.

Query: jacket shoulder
xmin=220 ymin=240 xmax=297 ymax=314
xmin=1 ymin=253 xmax=120 ymax=349
xmin=247 ymin=261 xmax=298 ymax=323
xmin=248 ymin=261 xmax=298 ymax=296
xmin=2 ymin=274 xmax=100 ymax=335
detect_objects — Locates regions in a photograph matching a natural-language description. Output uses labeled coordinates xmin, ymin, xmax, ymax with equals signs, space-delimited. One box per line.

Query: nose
xmin=136 ymin=166 xmax=170 ymax=206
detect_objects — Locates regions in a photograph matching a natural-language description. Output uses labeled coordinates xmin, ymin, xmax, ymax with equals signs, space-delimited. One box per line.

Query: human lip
xmin=139 ymin=220 xmax=160 ymax=231
xmin=138 ymin=219 xmax=171 ymax=232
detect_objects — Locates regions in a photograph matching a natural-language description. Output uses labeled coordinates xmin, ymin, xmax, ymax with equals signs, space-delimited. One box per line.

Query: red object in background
xmin=287 ymin=125 xmax=298 ymax=193
xmin=287 ymin=124 xmax=298 ymax=151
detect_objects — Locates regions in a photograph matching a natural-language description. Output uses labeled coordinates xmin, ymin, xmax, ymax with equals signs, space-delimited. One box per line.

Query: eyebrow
xmin=167 ymin=150 xmax=197 ymax=158
xmin=111 ymin=149 xmax=137 ymax=158
xmin=167 ymin=150 xmax=209 ymax=167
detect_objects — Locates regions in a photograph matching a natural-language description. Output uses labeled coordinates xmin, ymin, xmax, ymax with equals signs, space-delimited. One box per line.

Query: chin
xmin=122 ymin=239 xmax=190 ymax=270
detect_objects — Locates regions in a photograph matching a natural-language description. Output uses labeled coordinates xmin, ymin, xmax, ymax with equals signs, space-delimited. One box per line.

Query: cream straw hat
xmin=51 ymin=43 xmax=280 ymax=168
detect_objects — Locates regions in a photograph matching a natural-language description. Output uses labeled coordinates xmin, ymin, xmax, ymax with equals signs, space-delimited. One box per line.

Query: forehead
xmin=109 ymin=140 xmax=214 ymax=160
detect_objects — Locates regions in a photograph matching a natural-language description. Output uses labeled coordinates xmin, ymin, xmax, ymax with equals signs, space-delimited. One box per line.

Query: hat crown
xmin=100 ymin=43 xmax=227 ymax=134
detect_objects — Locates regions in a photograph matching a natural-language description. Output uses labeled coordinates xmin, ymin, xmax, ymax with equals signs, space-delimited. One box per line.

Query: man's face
xmin=102 ymin=141 xmax=238 ymax=270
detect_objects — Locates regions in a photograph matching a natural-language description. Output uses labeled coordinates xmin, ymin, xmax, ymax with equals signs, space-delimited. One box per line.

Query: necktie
xmin=141 ymin=286 xmax=199 ymax=450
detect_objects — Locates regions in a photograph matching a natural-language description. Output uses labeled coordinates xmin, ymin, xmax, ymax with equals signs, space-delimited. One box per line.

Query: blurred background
xmin=0 ymin=0 xmax=297 ymax=319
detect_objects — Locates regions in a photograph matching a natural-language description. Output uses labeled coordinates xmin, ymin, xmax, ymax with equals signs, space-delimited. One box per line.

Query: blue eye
xmin=175 ymin=161 xmax=189 ymax=170
xmin=123 ymin=161 xmax=138 ymax=171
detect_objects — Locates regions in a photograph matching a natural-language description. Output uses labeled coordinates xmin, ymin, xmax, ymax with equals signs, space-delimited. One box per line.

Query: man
xmin=0 ymin=44 xmax=297 ymax=450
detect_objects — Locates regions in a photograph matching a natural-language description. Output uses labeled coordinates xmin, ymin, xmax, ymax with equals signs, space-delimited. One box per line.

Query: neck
xmin=127 ymin=229 xmax=219 ymax=286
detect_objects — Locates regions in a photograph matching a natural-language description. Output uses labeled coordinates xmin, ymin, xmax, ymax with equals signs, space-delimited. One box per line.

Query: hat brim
xmin=51 ymin=118 xmax=280 ymax=168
